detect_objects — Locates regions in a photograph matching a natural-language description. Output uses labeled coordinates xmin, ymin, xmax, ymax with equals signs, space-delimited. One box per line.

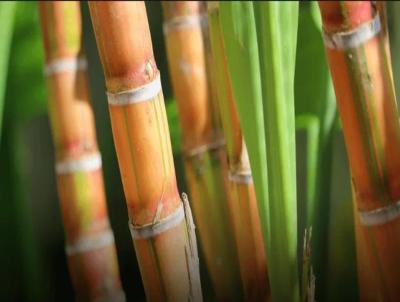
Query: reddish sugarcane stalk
xmin=319 ymin=1 xmax=400 ymax=300
xmin=38 ymin=2 xmax=124 ymax=301
xmin=162 ymin=2 xmax=244 ymax=300
xmin=88 ymin=2 xmax=202 ymax=301
xmin=207 ymin=3 xmax=270 ymax=301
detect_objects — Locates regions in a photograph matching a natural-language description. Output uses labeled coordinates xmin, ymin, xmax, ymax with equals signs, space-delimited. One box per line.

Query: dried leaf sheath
xmin=208 ymin=3 xmax=270 ymax=301
xmin=319 ymin=2 xmax=400 ymax=300
xmin=38 ymin=2 xmax=124 ymax=301
xmin=162 ymin=2 xmax=243 ymax=300
xmin=88 ymin=2 xmax=202 ymax=301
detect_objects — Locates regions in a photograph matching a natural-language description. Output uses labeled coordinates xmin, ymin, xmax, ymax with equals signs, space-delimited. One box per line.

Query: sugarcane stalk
xmin=162 ymin=2 xmax=243 ymax=300
xmin=88 ymin=2 xmax=202 ymax=301
xmin=319 ymin=2 xmax=400 ymax=300
xmin=207 ymin=3 xmax=270 ymax=301
xmin=38 ymin=2 xmax=124 ymax=301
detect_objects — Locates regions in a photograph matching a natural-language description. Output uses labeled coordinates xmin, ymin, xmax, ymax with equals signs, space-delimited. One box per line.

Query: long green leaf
xmin=295 ymin=114 xmax=319 ymax=259
xmin=0 ymin=2 xmax=16 ymax=142
xmin=294 ymin=2 xmax=337 ymax=298
xmin=221 ymin=2 xmax=302 ymax=301
xmin=219 ymin=2 xmax=270 ymax=243
xmin=254 ymin=2 xmax=300 ymax=301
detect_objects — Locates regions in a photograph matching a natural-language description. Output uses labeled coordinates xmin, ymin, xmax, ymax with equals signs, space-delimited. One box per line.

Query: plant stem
xmin=162 ymin=2 xmax=243 ymax=300
xmin=38 ymin=2 xmax=125 ymax=301
xmin=319 ymin=2 xmax=400 ymax=300
xmin=88 ymin=2 xmax=202 ymax=301
xmin=208 ymin=3 xmax=270 ymax=301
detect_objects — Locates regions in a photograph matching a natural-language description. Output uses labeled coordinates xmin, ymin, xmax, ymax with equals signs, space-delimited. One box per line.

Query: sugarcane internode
xmin=319 ymin=1 xmax=400 ymax=300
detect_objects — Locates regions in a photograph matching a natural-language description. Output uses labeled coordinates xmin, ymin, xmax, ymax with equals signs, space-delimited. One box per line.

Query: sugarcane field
xmin=2 ymin=1 xmax=400 ymax=301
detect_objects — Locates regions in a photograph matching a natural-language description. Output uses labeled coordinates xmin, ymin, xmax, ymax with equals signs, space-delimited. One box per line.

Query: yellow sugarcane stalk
xmin=39 ymin=2 xmax=124 ymax=301
xmin=88 ymin=2 xmax=202 ymax=301
xmin=162 ymin=1 xmax=244 ymax=300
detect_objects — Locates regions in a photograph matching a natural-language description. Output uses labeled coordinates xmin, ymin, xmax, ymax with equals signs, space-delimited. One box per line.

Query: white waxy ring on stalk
xmin=56 ymin=152 xmax=102 ymax=174
xmin=129 ymin=204 xmax=185 ymax=240
xmin=107 ymin=75 xmax=162 ymax=106
xmin=163 ymin=14 xmax=207 ymax=35
xmin=44 ymin=56 xmax=87 ymax=76
xmin=322 ymin=13 xmax=381 ymax=50
xmin=66 ymin=229 xmax=115 ymax=255
xmin=228 ymin=172 xmax=253 ymax=184
xmin=186 ymin=138 xmax=225 ymax=157
xmin=359 ymin=200 xmax=400 ymax=226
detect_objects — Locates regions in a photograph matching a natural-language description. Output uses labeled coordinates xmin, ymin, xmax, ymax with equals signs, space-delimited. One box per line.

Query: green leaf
xmin=4 ymin=2 xmax=47 ymax=125
xmin=221 ymin=2 xmax=301 ymax=301
xmin=294 ymin=3 xmax=337 ymax=298
xmin=0 ymin=1 xmax=17 ymax=142
xmin=254 ymin=2 xmax=300 ymax=301
xmin=220 ymin=1 xmax=270 ymax=241
xmin=295 ymin=114 xmax=319 ymax=258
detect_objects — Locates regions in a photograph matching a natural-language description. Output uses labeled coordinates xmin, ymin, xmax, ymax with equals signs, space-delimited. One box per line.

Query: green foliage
xmin=5 ymin=1 xmax=47 ymax=124
xmin=294 ymin=2 xmax=339 ymax=299
xmin=0 ymin=2 xmax=16 ymax=141
xmin=0 ymin=2 xmax=46 ymax=300
xmin=220 ymin=2 xmax=300 ymax=301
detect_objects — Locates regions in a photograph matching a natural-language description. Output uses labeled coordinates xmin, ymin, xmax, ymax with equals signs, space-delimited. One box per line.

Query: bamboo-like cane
xmin=207 ymin=3 xmax=270 ymax=301
xmin=162 ymin=2 xmax=243 ymax=300
xmin=319 ymin=2 xmax=400 ymax=300
xmin=88 ymin=2 xmax=202 ymax=301
xmin=38 ymin=2 xmax=125 ymax=301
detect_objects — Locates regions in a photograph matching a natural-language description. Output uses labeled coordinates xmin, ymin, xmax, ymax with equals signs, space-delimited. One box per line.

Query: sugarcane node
xmin=55 ymin=152 xmax=102 ymax=175
xmin=106 ymin=73 xmax=162 ymax=106
xmin=322 ymin=13 xmax=381 ymax=50
xmin=184 ymin=137 xmax=225 ymax=158
xmin=66 ymin=229 xmax=115 ymax=256
xmin=163 ymin=14 xmax=208 ymax=35
xmin=358 ymin=200 xmax=400 ymax=226
xmin=128 ymin=203 xmax=185 ymax=240
xmin=228 ymin=171 xmax=253 ymax=184
xmin=44 ymin=56 xmax=87 ymax=76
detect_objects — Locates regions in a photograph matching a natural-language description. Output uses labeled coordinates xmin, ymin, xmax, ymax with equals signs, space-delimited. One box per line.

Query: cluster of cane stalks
xmin=34 ymin=1 xmax=400 ymax=301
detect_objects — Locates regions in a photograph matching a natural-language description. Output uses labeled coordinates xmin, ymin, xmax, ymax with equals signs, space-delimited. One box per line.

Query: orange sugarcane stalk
xmin=162 ymin=2 xmax=243 ymax=300
xmin=39 ymin=2 xmax=125 ymax=301
xmin=207 ymin=3 xmax=270 ymax=301
xmin=88 ymin=2 xmax=202 ymax=301
xmin=319 ymin=1 xmax=400 ymax=300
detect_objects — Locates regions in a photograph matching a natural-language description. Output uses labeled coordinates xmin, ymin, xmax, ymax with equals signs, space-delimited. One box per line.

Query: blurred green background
xmin=1 ymin=2 xmax=399 ymax=301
